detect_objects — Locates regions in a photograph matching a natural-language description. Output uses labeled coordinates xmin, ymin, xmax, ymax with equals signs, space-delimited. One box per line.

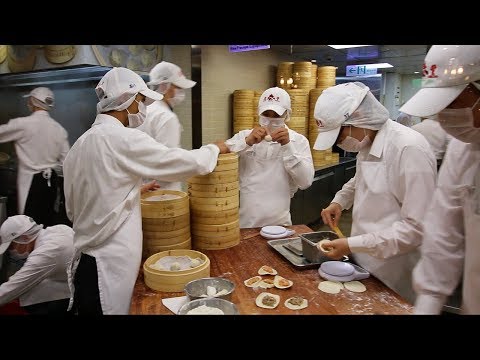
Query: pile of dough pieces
xmin=149 ymin=255 xmax=204 ymax=271
xmin=186 ymin=304 xmax=224 ymax=315
xmin=318 ymin=280 xmax=367 ymax=294
xmin=199 ymin=285 xmax=230 ymax=298
xmin=244 ymin=265 xmax=308 ymax=311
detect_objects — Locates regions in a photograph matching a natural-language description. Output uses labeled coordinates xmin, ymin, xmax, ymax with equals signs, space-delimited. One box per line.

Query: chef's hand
xmin=141 ymin=180 xmax=160 ymax=194
xmin=245 ymin=127 xmax=267 ymax=146
xmin=271 ymin=127 xmax=290 ymax=145
xmin=318 ymin=238 xmax=350 ymax=260
xmin=214 ymin=140 xmax=231 ymax=154
xmin=321 ymin=202 xmax=342 ymax=228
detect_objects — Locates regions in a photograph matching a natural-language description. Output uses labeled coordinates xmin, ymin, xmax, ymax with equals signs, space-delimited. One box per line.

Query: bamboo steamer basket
xmin=7 ymin=45 xmax=36 ymax=73
xmin=141 ymin=190 xmax=189 ymax=218
xmin=0 ymin=45 xmax=6 ymax=64
xmin=143 ymin=249 xmax=210 ymax=292
xmin=193 ymin=231 xmax=241 ymax=250
xmin=188 ymin=187 xmax=238 ymax=199
xmin=188 ymin=169 xmax=238 ymax=185
xmin=190 ymin=194 xmax=239 ymax=212
xmin=217 ymin=153 xmax=238 ymax=165
xmin=143 ymin=225 xmax=191 ymax=240
xmin=44 ymin=45 xmax=76 ymax=64
xmin=142 ymin=213 xmax=190 ymax=231
xmin=188 ymin=180 xmax=238 ymax=192
xmin=191 ymin=208 xmax=239 ymax=225
xmin=144 ymin=236 xmax=191 ymax=251
xmin=192 ymin=226 xmax=239 ymax=238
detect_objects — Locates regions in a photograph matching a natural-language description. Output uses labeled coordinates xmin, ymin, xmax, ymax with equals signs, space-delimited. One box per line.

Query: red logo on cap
xmin=316 ymin=119 xmax=324 ymax=128
xmin=422 ymin=63 xmax=438 ymax=78
xmin=264 ymin=94 xmax=280 ymax=102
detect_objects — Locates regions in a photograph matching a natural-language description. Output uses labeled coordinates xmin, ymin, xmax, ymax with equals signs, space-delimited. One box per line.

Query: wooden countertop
xmin=130 ymin=225 xmax=413 ymax=315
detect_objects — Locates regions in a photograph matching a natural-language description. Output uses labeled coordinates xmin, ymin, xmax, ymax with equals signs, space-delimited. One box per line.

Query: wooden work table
xmin=130 ymin=225 xmax=413 ymax=315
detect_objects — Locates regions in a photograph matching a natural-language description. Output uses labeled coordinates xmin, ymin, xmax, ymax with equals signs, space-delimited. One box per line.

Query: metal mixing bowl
xmin=184 ymin=277 xmax=235 ymax=301
xmin=178 ymin=298 xmax=239 ymax=315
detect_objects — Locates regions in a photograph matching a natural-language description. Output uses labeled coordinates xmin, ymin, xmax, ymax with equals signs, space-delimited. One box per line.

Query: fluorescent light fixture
xmin=414 ymin=71 xmax=420 ymax=74
xmin=364 ymin=63 xmax=393 ymax=69
xmin=328 ymin=45 xmax=372 ymax=49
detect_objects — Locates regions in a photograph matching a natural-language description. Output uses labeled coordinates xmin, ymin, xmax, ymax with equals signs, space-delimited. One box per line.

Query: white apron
xmin=239 ymin=144 xmax=291 ymax=228
xmin=461 ymin=169 xmax=480 ymax=314
xmin=68 ymin=204 xmax=143 ymax=315
xmin=16 ymin=166 xmax=34 ymax=215
xmin=351 ymin=161 xmax=420 ymax=304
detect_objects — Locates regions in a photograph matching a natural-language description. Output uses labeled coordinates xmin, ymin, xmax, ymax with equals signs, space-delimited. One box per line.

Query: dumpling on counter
xmin=255 ymin=292 xmax=280 ymax=309
xmin=284 ymin=296 xmax=308 ymax=310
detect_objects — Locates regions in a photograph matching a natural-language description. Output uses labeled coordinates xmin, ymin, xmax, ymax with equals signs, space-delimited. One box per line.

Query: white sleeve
xmin=348 ymin=146 xmax=437 ymax=258
xmin=0 ymin=119 xmax=24 ymax=143
xmin=332 ymin=173 xmax=357 ymax=210
xmin=0 ymin=252 xmax=56 ymax=306
xmin=117 ymin=130 xmax=220 ymax=183
xmin=58 ymin=129 xmax=71 ymax=164
xmin=225 ymin=129 xmax=253 ymax=154
xmin=281 ymin=136 xmax=314 ymax=192
xmin=412 ymin=142 xmax=465 ymax=314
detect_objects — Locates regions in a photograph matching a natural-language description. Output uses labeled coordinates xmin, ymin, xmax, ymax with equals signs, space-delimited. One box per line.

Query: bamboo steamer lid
xmin=143 ymin=237 xmax=192 ymax=259
xmin=7 ymin=45 xmax=36 ymax=73
xmin=188 ymin=180 xmax=238 ymax=192
xmin=143 ymin=249 xmax=210 ymax=292
xmin=44 ymin=45 xmax=76 ymax=64
xmin=141 ymin=189 xmax=188 ymax=205
xmin=142 ymin=213 xmax=190 ymax=231
xmin=141 ymin=190 xmax=189 ymax=218
xmin=0 ymin=45 xmax=6 ymax=64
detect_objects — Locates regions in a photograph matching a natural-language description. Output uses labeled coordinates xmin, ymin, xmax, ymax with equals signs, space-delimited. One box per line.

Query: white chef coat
xmin=332 ymin=119 xmax=437 ymax=304
xmin=413 ymin=139 xmax=480 ymax=314
xmin=0 ymin=110 xmax=70 ymax=214
xmin=0 ymin=225 xmax=74 ymax=307
xmin=63 ymin=114 xmax=219 ymax=314
xmin=411 ymin=118 xmax=452 ymax=160
xmin=225 ymin=126 xmax=314 ymax=228
xmin=138 ymin=100 xmax=183 ymax=191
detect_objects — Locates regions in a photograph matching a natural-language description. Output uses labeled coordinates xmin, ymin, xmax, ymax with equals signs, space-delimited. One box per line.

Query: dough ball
xmin=264 ymin=135 xmax=272 ymax=142
xmin=170 ymin=262 xmax=181 ymax=271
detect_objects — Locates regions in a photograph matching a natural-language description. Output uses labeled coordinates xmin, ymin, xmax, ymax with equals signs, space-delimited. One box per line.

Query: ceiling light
xmin=328 ymin=45 xmax=372 ymax=49
xmin=414 ymin=71 xmax=420 ymax=74
xmin=311 ymin=59 xmax=317 ymax=63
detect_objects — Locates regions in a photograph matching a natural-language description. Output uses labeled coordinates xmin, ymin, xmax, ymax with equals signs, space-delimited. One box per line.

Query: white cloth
xmin=411 ymin=118 xmax=452 ymax=160
xmin=138 ymin=100 xmax=183 ymax=191
xmin=0 ymin=225 xmax=74 ymax=307
xmin=63 ymin=114 xmax=219 ymax=314
xmin=413 ymin=139 xmax=480 ymax=314
xmin=225 ymin=126 xmax=314 ymax=228
xmin=332 ymin=119 xmax=437 ymax=304
xmin=0 ymin=110 xmax=70 ymax=214
xmin=162 ymin=295 xmax=188 ymax=314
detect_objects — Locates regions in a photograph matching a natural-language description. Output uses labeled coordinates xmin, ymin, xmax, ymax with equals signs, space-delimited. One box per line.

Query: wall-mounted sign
xmin=346 ymin=65 xmax=378 ymax=76
xmin=229 ymin=45 xmax=270 ymax=53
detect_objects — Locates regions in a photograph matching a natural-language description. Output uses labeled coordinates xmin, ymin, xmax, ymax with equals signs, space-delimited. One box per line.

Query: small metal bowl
xmin=184 ymin=277 xmax=235 ymax=301
xmin=178 ymin=298 xmax=239 ymax=315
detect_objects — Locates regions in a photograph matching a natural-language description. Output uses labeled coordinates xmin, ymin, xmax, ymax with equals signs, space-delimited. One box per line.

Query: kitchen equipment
xmin=177 ymin=297 xmax=239 ymax=315
xmin=299 ymin=231 xmax=339 ymax=263
xmin=319 ymin=261 xmax=370 ymax=282
xmin=184 ymin=277 xmax=235 ymax=302
xmin=331 ymin=224 xmax=345 ymax=238
xmin=260 ymin=226 xmax=295 ymax=239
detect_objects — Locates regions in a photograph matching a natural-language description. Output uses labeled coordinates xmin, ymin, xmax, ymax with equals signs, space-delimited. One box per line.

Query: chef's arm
xmin=224 ymin=129 xmax=253 ymax=154
xmin=282 ymin=138 xmax=314 ymax=190
xmin=0 ymin=253 xmax=55 ymax=306
xmin=331 ymin=174 xmax=356 ymax=210
xmin=348 ymin=146 xmax=436 ymax=259
xmin=413 ymin=145 xmax=465 ymax=314
xmin=0 ymin=119 xmax=23 ymax=143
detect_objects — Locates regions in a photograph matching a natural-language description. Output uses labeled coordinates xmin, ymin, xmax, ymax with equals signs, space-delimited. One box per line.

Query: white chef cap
xmin=95 ymin=67 xmax=163 ymax=114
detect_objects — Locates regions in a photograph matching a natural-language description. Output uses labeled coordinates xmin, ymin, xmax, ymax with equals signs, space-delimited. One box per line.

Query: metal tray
xmin=267 ymin=237 xmax=324 ymax=269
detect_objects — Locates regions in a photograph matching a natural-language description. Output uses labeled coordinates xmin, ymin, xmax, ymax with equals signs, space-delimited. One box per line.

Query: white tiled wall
xmin=201 ymin=45 xmax=294 ymax=144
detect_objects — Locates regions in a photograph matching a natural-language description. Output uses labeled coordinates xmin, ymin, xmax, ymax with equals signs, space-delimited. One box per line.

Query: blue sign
xmin=229 ymin=45 xmax=270 ymax=53
xmin=346 ymin=65 xmax=378 ymax=76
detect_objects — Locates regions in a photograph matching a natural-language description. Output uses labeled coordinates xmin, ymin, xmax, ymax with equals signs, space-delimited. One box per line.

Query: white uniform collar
xmin=92 ymin=113 xmax=126 ymax=128
xmin=367 ymin=119 xmax=390 ymax=159
xmin=33 ymin=110 xmax=49 ymax=116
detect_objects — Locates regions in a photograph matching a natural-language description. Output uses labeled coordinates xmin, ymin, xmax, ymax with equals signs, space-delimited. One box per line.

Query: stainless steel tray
xmin=267 ymin=237 xmax=323 ymax=269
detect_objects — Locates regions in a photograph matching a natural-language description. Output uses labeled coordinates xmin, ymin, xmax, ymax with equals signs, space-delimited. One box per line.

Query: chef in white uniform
xmin=63 ymin=67 xmax=229 ymax=315
xmin=315 ymin=82 xmax=437 ymax=304
xmin=411 ymin=116 xmax=452 ymax=161
xmin=225 ymin=87 xmax=314 ymax=228
xmin=399 ymin=45 xmax=480 ymax=314
xmin=0 ymin=87 xmax=70 ymax=226
xmin=138 ymin=61 xmax=196 ymax=191
xmin=0 ymin=215 xmax=74 ymax=315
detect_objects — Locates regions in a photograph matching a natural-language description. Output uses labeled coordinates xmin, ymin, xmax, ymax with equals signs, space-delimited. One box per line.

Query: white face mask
xmin=436 ymin=97 xmax=480 ymax=144
xmin=127 ymin=100 xmax=146 ymax=128
xmin=259 ymin=115 xmax=286 ymax=135
xmin=168 ymin=88 xmax=186 ymax=108
xmin=337 ymin=127 xmax=372 ymax=152
xmin=9 ymin=248 xmax=30 ymax=260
